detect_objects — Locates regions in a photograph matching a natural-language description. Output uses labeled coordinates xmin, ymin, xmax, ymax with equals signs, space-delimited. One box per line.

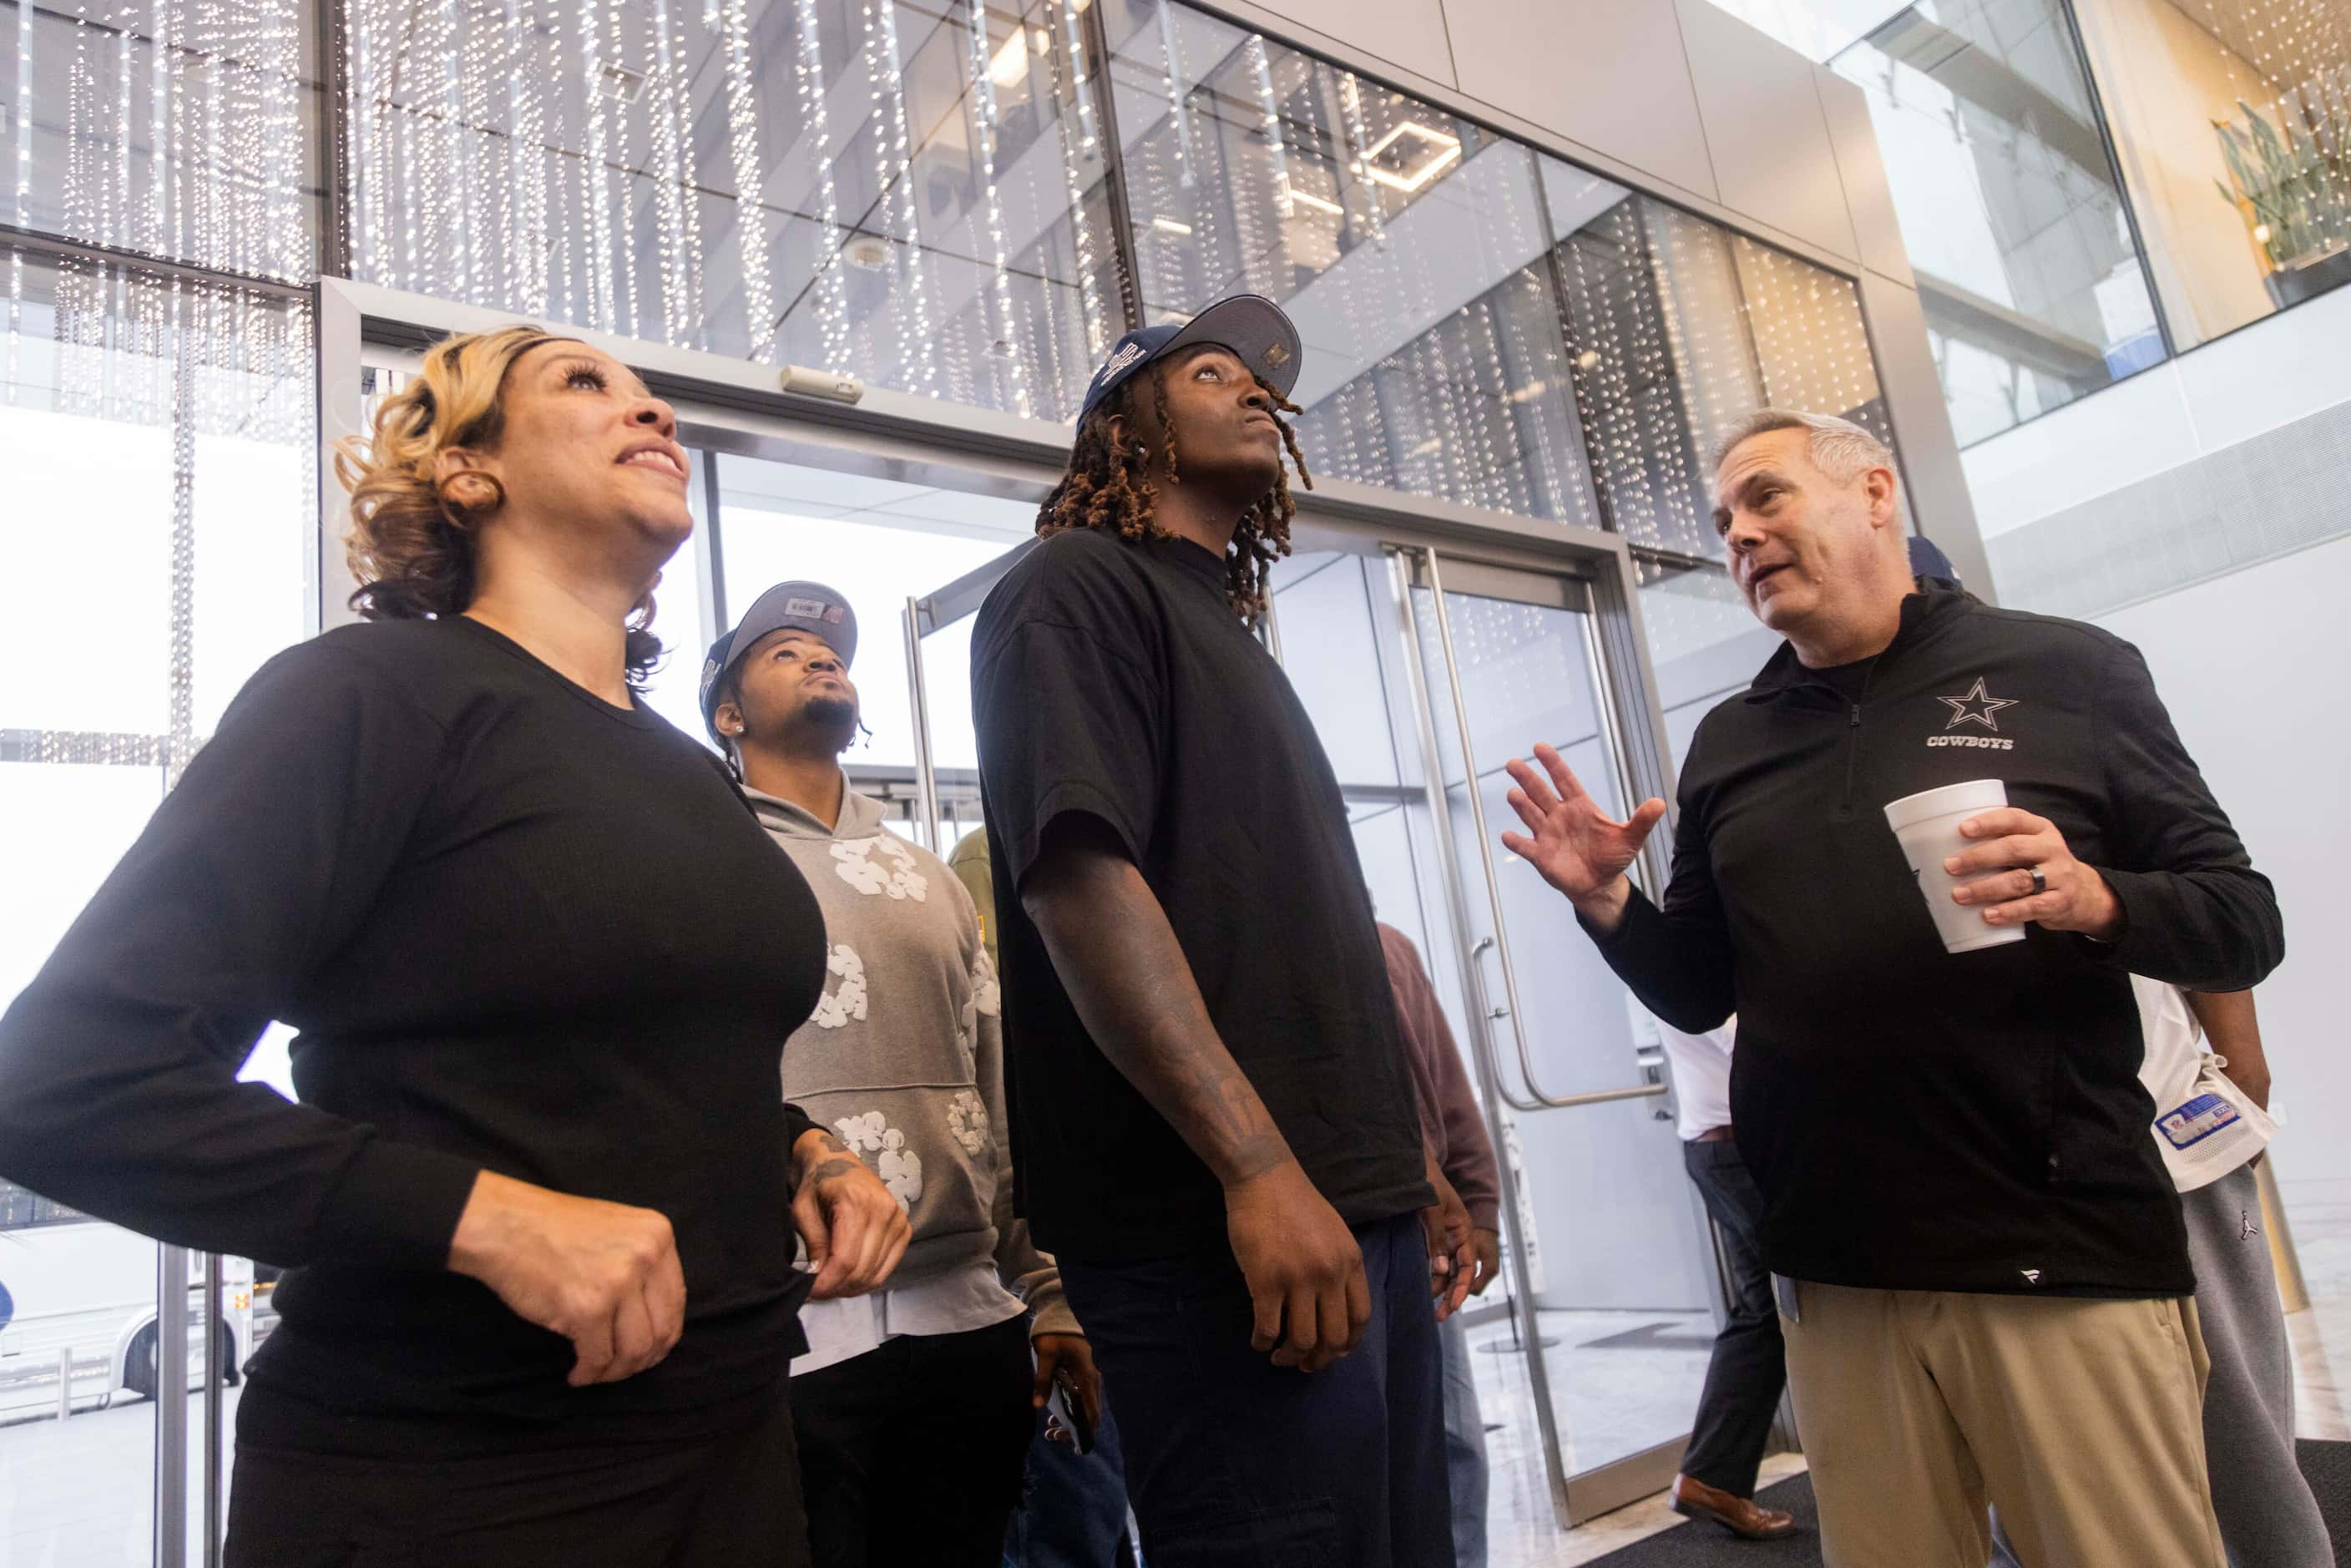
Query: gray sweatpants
xmin=1989 ymin=1161 xmax=2330 ymax=1567
xmin=2185 ymin=1162 xmax=2332 ymax=1568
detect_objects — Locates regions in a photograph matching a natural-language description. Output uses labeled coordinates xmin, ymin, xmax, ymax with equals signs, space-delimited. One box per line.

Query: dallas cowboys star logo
xmin=1939 ymin=677 xmax=2018 ymax=732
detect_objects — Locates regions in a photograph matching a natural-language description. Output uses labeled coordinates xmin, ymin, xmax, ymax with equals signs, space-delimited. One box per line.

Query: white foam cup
xmin=1883 ymin=778 xmax=2027 ymax=953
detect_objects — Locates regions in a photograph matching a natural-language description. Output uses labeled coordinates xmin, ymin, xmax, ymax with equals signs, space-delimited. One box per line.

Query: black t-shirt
xmin=0 ymin=616 xmax=827 ymax=1447
xmin=972 ymin=529 xmax=1433 ymax=1260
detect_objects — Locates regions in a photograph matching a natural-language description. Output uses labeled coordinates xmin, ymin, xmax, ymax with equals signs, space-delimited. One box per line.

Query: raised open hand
xmin=1500 ymin=742 xmax=1667 ymax=929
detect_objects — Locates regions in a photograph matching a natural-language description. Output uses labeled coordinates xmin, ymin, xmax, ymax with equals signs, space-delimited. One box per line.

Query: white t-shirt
xmin=1656 ymin=1020 xmax=1735 ymax=1141
xmin=790 ymin=1257 xmax=1028 ymax=1377
xmin=2132 ymin=975 xmax=2275 ymax=1192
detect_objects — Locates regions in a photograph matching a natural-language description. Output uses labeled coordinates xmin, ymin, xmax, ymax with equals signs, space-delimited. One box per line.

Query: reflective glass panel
xmin=1834 ymin=0 xmax=2166 ymax=445
xmin=346 ymin=0 xmax=1122 ymax=420
xmin=0 ymin=0 xmax=316 ymax=280
xmin=2075 ymin=0 xmax=2351 ymax=347
xmin=1100 ymin=0 xmax=1604 ymax=529
xmin=1547 ymin=159 xmax=1893 ymax=564
xmin=0 ymin=249 xmax=311 ymax=1568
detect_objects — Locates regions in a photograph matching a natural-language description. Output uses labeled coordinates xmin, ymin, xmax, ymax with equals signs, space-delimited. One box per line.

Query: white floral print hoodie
xmin=748 ymin=777 xmax=1074 ymax=1337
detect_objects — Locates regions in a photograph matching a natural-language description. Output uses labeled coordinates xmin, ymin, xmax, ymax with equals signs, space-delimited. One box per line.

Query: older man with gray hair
xmin=1499 ymin=408 xmax=2283 ymax=1566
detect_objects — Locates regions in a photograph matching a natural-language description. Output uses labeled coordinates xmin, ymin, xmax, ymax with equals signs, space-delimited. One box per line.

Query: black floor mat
xmin=1583 ymin=1439 xmax=2351 ymax=1566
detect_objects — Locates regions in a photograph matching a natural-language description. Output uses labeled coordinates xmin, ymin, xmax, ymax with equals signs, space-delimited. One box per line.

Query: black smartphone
xmin=1044 ymin=1368 xmax=1095 ymax=1457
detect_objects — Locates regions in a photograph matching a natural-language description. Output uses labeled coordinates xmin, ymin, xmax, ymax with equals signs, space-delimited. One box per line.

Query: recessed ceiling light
xmin=1151 ymin=215 xmax=1195 ymax=236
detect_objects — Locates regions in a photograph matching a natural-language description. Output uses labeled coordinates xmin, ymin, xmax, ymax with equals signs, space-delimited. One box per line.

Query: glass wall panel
xmin=1833 ymin=0 xmax=2166 ymax=446
xmin=0 ymin=0 xmax=316 ymax=280
xmin=346 ymin=0 xmax=1121 ymax=420
xmin=2075 ymin=0 xmax=2351 ymax=346
xmin=0 ymin=250 xmax=311 ymax=1568
xmin=1098 ymin=0 xmax=1605 ymax=529
xmin=1545 ymin=157 xmax=1893 ymax=563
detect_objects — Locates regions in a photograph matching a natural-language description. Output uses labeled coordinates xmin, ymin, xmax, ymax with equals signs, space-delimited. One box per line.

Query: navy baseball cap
xmin=1908 ymin=536 xmax=1959 ymax=583
xmin=1078 ymin=295 xmax=1304 ymax=424
xmin=700 ymin=581 xmax=857 ymax=743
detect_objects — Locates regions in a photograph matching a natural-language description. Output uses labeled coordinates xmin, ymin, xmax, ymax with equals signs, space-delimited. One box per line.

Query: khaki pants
xmin=1780 ymin=1282 xmax=2225 ymax=1568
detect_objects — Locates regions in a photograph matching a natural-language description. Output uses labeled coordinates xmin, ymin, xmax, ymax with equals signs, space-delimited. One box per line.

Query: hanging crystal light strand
xmin=8 ymin=0 xmax=32 ymax=402
xmin=491 ymin=0 xmax=523 ymax=310
xmin=792 ymin=0 xmax=848 ymax=370
xmin=63 ymin=3 xmax=99 ymax=260
xmin=1336 ymin=70 xmax=1384 ymax=249
xmin=576 ymin=0 xmax=614 ymax=330
xmin=351 ymin=0 xmax=380 ymax=281
xmin=862 ymin=0 xmax=934 ymax=392
xmin=144 ymin=0 xmax=169 ymax=257
xmin=265 ymin=0 xmax=306 ymax=276
xmin=607 ymin=0 xmax=638 ymax=338
xmin=1248 ymin=35 xmax=1291 ymax=224
xmin=1044 ymin=0 xmax=1107 ymax=361
xmin=165 ymin=276 xmax=196 ymax=790
xmin=717 ymin=0 xmax=772 ymax=358
xmin=541 ymin=0 xmax=574 ymax=324
xmin=109 ymin=3 xmax=131 ymax=255
xmin=647 ymin=0 xmax=703 ymax=346
xmin=1155 ymin=1 xmax=1191 ymax=189
xmin=437 ymin=0 xmax=474 ymax=302
xmin=964 ymin=0 xmax=1029 ymax=417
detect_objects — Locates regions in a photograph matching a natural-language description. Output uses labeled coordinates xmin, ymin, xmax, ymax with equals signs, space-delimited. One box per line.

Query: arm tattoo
xmin=1025 ymin=833 xmax=1290 ymax=1186
xmin=806 ymin=1156 xmax=862 ymax=1188
xmin=791 ymin=1129 xmax=855 ymax=1191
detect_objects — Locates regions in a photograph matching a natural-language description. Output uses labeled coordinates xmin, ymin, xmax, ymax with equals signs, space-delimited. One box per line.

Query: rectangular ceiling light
xmin=988 ymin=29 xmax=1029 ymax=87
xmin=1286 ymin=185 xmax=1343 ymax=216
xmin=1151 ymin=215 xmax=1195 ymax=236
xmin=1360 ymin=120 xmax=1463 ymax=193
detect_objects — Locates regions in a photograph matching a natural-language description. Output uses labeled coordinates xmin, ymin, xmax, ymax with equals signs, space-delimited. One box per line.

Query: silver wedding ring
xmin=2029 ymin=867 xmax=2047 ymax=897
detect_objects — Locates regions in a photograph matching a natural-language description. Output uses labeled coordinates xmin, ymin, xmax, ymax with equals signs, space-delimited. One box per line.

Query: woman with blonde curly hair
xmin=0 ymin=326 xmax=908 ymax=1565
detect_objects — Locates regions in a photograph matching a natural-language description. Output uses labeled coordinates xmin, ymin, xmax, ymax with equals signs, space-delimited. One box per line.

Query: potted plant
xmin=2213 ymin=96 xmax=2351 ymax=310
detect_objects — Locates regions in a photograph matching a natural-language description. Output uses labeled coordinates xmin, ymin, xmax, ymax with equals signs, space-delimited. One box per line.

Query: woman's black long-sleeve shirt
xmin=0 ymin=616 xmax=827 ymax=1440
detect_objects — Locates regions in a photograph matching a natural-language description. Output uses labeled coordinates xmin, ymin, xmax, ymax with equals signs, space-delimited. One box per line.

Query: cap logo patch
xmin=1099 ymin=341 xmax=1146 ymax=381
xmin=785 ymin=597 xmax=830 ymax=619
xmin=1264 ymin=342 xmax=1290 ymax=367
xmin=700 ymin=657 xmax=720 ymax=680
xmin=824 ymin=607 xmax=846 ymax=624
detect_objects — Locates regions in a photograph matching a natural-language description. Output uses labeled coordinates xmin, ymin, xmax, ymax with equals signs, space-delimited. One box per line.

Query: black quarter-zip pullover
xmin=1590 ymin=579 xmax=2282 ymax=1297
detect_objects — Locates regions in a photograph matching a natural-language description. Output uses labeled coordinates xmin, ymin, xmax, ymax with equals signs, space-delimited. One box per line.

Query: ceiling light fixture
xmin=988 ymin=29 xmax=1027 ymax=88
xmin=1151 ymin=215 xmax=1195 ymax=235
xmin=1359 ymin=119 xmax=1463 ymax=193
xmin=1285 ymin=184 xmax=1342 ymax=216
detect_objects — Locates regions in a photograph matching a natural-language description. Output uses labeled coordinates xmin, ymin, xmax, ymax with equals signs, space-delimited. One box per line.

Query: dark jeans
xmin=1681 ymin=1136 xmax=1787 ymax=1499
xmin=1060 ymin=1212 xmax=1452 ymax=1568
xmin=791 ymin=1312 xmax=1037 ymax=1568
xmin=225 ymin=1383 xmax=809 ymax=1567
xmin=1002 ymin=1394 xmax=1137 ymax=1568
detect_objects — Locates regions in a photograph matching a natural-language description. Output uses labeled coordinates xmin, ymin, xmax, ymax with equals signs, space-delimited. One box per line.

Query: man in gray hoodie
xmin=700 ymin=580 xmax=1098 ymax=1568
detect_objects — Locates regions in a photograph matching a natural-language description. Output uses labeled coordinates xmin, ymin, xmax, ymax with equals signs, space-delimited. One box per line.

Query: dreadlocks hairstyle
xmin=1035 ymin=362 xmax=1312 ymax=619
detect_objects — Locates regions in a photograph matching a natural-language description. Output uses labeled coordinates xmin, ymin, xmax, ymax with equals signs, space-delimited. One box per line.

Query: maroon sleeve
xmin=1378 ymin=924 xmax=1502 ymax=1231
xmin=1423 ymin=999 xmax=1502 ymax=1232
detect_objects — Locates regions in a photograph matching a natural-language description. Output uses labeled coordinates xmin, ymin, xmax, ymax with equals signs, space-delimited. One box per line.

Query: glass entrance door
xmin=1264 ymin=542 xmax=1720 ymax=1536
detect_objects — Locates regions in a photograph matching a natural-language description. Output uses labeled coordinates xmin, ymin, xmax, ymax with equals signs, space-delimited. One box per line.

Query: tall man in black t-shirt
xmin=972 ymin=296 xmax=1471 ymax=1567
